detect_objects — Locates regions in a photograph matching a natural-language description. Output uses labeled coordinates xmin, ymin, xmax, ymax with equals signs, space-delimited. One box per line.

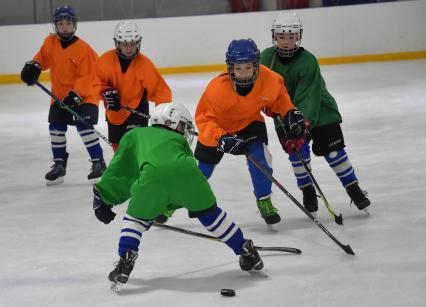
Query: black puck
xmin=220 ymin=289 xmax=236 ymax=297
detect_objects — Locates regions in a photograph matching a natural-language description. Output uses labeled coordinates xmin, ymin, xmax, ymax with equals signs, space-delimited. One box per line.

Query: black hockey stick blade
xmin=335 ymin=213 xmax=344 ymax=225
xmin=254 ymin=246 xmax=302 ymax=254
xmin=343 ymin=244 xmax=355 ymax=255
xmin=154 ymin=223 xmax=301 ymax=254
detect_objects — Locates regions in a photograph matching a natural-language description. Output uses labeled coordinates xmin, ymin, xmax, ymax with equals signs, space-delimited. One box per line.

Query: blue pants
xmin=198 ymin=141 xmax=273 ymax=199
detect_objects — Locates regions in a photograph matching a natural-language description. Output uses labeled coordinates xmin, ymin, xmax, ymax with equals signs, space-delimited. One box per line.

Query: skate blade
xmin=46 ymin=176 xmax=64 ymax=186
xmin=363 ymin=207 xmax=370 ymax=215
xmin=110 ymin=281 xmax=124 ymax=294
xmin=267 ymin=224 xmax=278 ymax=232
xmin=248 ymin=269 xmax=268 ymax=278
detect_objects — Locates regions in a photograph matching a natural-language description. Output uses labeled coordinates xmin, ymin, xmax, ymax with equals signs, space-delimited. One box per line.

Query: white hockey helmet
xmin=272 ymin=12 xmax=303 ymax=57
xmin=114 ymin=21 xmax=142 ymax=58
xmin=150 ymin=102 xmax=195 ymax=145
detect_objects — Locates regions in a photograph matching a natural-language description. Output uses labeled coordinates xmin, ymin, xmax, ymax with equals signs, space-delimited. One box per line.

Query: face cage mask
xmin=183 ymin=121 xmax=195 ymax=146
xmin=227 ymin=61 xmax=260 ymax=88
xmin=272 ymin=31 xmax=302 ymax=58
xmin=114 ymin=39 xmax=141 ymax=60
xmin=54 ymin=19 xmax=77 ymax=42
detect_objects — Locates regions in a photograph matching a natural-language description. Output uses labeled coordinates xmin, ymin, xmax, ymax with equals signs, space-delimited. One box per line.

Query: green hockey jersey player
xmin=92 ymin=102 xmax=264 ymax=292
xmin=260 ymin=12 xmax=370 ymax=216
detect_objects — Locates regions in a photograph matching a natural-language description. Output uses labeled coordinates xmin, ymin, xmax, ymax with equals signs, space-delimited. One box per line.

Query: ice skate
xmin=346 ymin=183 xmax=371 ymax=213
xmin=88 ymin=158 xmax=106 ymax=183
xmin=45 ymin=153 xmax=68 ymax=186
xmin=239 ymin=239 xmax=265 ymax=276
xmin=154 ymin=209 xmax=176 ymax=224
xmin=302 ymin=185 xmax=318 ymax=218
xmin=108 ymin=250 xmax=138 ymax=293
xmin=256 ymin=196 xmax=281 ymax=231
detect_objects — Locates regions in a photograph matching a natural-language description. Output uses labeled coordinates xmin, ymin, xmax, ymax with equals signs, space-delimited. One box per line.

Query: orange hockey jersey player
xmin=20 ymin=5 xmax=105 ymax=185
xmin=194 ymin=39 xmax=306 ymax=231
xmin=95 ymin=21 xmax=172 ymax=151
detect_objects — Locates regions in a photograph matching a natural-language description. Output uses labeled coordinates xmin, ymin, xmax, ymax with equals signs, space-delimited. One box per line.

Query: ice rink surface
xmin=0 ymin=60 xmax=425 ymax=307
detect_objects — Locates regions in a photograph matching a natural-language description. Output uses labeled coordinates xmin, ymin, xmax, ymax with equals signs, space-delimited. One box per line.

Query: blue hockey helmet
xmin=225 ymin=39 xmax=260 ymax=88
xmin=52 ymin=5 xmax=77 ymax=41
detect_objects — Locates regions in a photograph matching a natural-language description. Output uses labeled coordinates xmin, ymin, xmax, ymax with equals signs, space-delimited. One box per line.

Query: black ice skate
xmin=256 ymin=197 xmax=281 ymax=232
xmin=87 ymin=158 xmax=106 ymax=183
xmin=45 ymin=153 xmax=68 ymax=186
xmin=239 ymin=239 xmax=265 ymax=276
xmin=302 ymin=185 xmax=318 ymax=218
xmin=346 ymin=183 xmax=371 ymax=213
xmin=108 ymin=250 xmax=138 ymax=293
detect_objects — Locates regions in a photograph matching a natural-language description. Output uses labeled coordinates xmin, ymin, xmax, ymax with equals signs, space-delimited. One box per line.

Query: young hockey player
xmin=92 ymin=102 xmax=264 ymax=292
xmin=95 ymin=21 xmax=172 ymax=152
xmin=95 ymin=20 xmax=173 ymax=223
xmin=20 ymin=5 xmax=105 ymax=185
xmin=194 ymin=38 xmax=306 ymax=231
xmin=260 ymin=12 xmax=370 ymax=214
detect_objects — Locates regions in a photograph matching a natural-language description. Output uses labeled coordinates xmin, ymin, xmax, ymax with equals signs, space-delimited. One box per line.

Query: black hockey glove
xmin=282 ymin=109 xmax=305 ymax=140
xmin=21 ymin=61 xmax=41 ymax=86
xmin=102 ymin=88 xmax=121 ymax=112
xmin=62 ymin=90 xmax=83 ymax=109
xmin=218 ymin=134 xmax=251 ymax=155
xmin=93 ymin=188 xmax=116 ymax=224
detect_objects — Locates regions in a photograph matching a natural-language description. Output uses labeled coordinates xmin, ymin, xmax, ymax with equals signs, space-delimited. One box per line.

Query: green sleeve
xmin=291 ymin=56 xmax=322 ymax=127
xmin=95 ymin=133 xmax=141 ymax=205
xmin=260 ymin=48 xmax=274 ymax=67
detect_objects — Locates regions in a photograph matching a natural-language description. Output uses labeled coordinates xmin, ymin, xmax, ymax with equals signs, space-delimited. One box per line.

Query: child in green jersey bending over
xmin=92 ymin=102 xmax=264 ymax=291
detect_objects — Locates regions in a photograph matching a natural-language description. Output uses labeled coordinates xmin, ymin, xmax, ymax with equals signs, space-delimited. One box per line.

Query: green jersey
xmin=260 ymin=47 xmax=341 ymax=128
xmin=95 ymin=126 xmax=216 ymax=220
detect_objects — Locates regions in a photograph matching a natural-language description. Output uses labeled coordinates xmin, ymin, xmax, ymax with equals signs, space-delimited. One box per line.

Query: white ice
xmin=1 ymin=60 xmax=425 ymax=307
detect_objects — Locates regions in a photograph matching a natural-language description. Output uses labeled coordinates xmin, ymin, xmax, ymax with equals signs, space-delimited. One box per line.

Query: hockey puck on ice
xmin=220 ymin=289 xmax=236 ymax=297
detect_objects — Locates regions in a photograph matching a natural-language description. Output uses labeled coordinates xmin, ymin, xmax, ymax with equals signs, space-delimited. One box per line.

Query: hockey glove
xmin=218 ymin=134 xmax=253 ymax=155
xmin=279 ymin=136 xmax=305 ymax=154
xmin=102 ymin=88 xmax=121 ymax=112
xmin=93 ymin=188 xmax=116 ymax=224
xmin=21 ymin=61 xmax=41 ymax=86
xmin=62 ymin=90 xmax=83 ymax=109
xmin=278 ymin=118 xmax=309 ymax=154
xmin=283 ymin=109 xmax=305 ymax=139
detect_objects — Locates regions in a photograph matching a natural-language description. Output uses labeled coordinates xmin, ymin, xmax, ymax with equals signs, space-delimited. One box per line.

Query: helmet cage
xmin=150 ymin=103 xmax=195 ymax=146
xmin=114 ymin=21 xmax=142 ymax=59
xmin=52 ymin=6 xmax=77 ymax=42
xmin=225 ymin=39 xmax=261 ymax=88
xmin=226 ymin=60 xmax=260 ymax=88
xmin=271 ymin=13 xmax=303 ymax=57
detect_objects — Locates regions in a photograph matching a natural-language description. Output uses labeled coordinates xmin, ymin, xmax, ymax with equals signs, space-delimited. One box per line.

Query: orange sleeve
xmin=73 ymin=42 xmax=100 ymax=104
xmin=195 ymin=80 xmax=227 ymax=147
xmin=263 ymin=69 xmax=295 ymax=117
xmin=33 ymin=35 xmax=53 ymax=70
xmin=139 ymin=55 xmax=172 ymax=105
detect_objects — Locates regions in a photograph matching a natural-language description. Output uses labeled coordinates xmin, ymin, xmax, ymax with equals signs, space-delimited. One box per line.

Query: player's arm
xmin=94 ymin=132 xmax=141 ymax=205
xmin=291 ymin=57 xmax=322 ymax=126
xmin=195 ymin=93 xmax=226 ymax=147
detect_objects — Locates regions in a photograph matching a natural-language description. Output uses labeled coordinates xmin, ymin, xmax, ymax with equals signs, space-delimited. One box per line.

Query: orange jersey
xmin=33 ymin=34 xmax=100 ymax=105
xmin=95 ymin=50 xmax=172 ymax=125
xmin=195 ymin=64 xmax=295 ymax=147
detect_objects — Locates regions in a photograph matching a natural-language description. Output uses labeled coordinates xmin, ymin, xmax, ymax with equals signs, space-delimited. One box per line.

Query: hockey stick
xmin=245 ymin=152 xmax=355 ymax=255
xmin=294 ymin=148 xmax=344 ymax=225
xmin=153 ymin=223 xmax=302 ymax=254
xmin=275 ymin=115 xmax=343 ymax=225
xmin=35 ymin=81 xmax=112 ymax=146
xmin=120 ymin=105 xmax=150 ymax=119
